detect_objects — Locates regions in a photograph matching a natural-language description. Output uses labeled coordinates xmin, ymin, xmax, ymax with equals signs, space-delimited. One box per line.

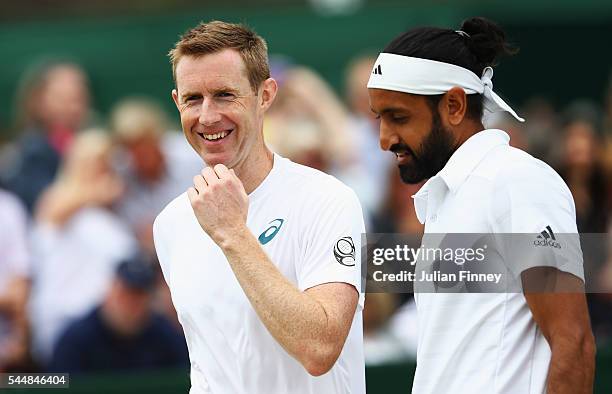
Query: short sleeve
xmin=491 ymin=161 xmax=584 ymax=281
xmin=296 ymin=186 xmax=366 ymax=308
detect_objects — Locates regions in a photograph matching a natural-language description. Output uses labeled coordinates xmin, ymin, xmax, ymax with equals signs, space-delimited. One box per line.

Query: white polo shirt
xmin=410 ymin=129 xmax=583 ymax=394
xmin=153 ymin=154 xmax=365 ymax=394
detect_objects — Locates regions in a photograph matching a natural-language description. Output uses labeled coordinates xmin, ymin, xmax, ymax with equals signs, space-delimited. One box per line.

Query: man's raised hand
xmin=187 ymin=164 xmax=249 ymax=246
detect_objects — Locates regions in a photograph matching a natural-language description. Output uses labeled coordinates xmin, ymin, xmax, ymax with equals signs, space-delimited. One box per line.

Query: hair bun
xmin=460 ymin=17 xmax=518 ymax=68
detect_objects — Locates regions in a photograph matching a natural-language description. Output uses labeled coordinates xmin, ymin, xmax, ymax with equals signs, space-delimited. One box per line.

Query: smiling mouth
xmin=198 ymin=129 xmax=234 ymax=141
xmin=394 ymin=151 xmax=413 ymax=164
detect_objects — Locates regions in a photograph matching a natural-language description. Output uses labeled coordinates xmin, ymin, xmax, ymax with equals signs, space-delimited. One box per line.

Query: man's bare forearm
xmin=218 ymin=226 xmax=356 ymax=375
xmin=546 ymin=332 xmax=595 ymax=394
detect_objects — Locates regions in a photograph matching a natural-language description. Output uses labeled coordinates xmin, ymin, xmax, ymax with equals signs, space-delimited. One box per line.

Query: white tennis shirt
xmin=154 ymin=154 xmax=366 ymax=394
xmin=411 ymin=129 xmax=583 ymax=394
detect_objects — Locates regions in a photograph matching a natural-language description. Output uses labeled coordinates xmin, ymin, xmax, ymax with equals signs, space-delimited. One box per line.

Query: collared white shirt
xmin=410 ymin=129 xmax=583 ymax=394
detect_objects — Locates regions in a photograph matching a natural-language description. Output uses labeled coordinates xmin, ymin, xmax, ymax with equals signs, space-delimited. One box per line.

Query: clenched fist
xmin=187 ymin=164 xmax=249 ymax=247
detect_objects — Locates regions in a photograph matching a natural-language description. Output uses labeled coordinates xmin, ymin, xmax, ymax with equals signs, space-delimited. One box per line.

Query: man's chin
xmin=398 ymin=164 xmax=427 ymax=184
xmin=201 ymin=153 xmax=233 ymax=169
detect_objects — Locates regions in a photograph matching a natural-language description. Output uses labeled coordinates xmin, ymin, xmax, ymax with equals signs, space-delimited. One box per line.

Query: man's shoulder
xmin=279 ymin=158 xmax=359 ymax=205
xmin=153 ymin=192 xmax=193 ymax=239
xmin=474 ymin=144 xmax=568 ymax=193
xmin=154 ymin=192 xmax=191 ymax=228
xmin=483 ymin=146 xmax=575 ymax=225
xmin=493 ymin=147 xmax=569 ymax=194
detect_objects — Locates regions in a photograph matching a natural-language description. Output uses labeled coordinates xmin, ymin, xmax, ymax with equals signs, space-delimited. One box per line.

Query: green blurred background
xmin=1 ymin=0 xmax=611 ymax=133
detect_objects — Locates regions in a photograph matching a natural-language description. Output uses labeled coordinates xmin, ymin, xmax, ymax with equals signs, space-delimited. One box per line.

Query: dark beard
xmin=393 ymin=111 xmax=457 ymax=184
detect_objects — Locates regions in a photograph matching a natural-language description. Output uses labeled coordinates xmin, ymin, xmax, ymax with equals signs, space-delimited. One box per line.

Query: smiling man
xmin=153 ymin=21 xmax=365 ymax=394
xmin=368 ymin=17 xmax=595 ymax=394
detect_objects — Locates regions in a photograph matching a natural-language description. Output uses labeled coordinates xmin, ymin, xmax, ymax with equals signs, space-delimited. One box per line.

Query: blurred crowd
xmin=0 ymin=56 xmax=610 ymax=373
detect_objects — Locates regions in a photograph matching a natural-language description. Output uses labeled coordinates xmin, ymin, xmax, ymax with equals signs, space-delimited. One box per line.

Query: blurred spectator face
xmin=105 ymin=279 xmax=152 ymax=336
xmin=172 ymin=50 xmax=276 ymax=170
xmin=63 ymin=131 xmax=114 ymax=182
xmin=563 ymin=121 xmax=597 ymax=170
xmin=124 ymin=135 xmax=165 ymax=183
xmin=111 ymin=98 xmax=169 ymax=183
xmin=346 ymin=56 xmax=376 ymax=119
xmin=267 ymin=115 xmax=328 ymax=171
xmin=37 ymin=65 xmax=89 ymax=131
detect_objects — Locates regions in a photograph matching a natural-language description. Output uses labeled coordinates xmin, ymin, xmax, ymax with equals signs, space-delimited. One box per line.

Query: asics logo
xmin=258 ymin=219 xmax=285 ymax=245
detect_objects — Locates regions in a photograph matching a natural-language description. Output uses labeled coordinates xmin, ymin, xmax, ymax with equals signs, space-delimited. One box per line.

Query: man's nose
xmin=379 ymin=126 xmax=400 ymax=151
xmin=198 ymin=97 xmax=222 ymax=126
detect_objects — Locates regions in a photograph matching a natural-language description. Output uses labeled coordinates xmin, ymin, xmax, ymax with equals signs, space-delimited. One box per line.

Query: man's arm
xmin=222 ymin=228 xmax=358 ymax=376
xmin=522 ymin=268 xmax=596 ymax=394
xmin=188 ymin=164 xmax=360 ymax=376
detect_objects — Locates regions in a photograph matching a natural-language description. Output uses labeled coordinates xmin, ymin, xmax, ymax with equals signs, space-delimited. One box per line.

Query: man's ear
xmin=259 ymin=78 xmax=278 ymax=111
xmin=443 ymin=87 xmax=468 ymax=126
xmin=172 ymin=89 xmax=180 ymax=110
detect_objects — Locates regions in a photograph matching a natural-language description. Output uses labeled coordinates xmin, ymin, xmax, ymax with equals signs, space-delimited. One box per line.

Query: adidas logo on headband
xmin=372 ymin=64 xmax=382 ymax=75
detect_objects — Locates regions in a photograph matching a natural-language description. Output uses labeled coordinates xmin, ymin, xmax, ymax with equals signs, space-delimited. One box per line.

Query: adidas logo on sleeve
xmin=533 ymin=225 xmax=561 ymax=249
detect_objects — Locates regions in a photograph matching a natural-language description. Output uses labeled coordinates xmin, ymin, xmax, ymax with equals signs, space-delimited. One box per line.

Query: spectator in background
xmin=343 ymin=55 xmax=393 ymax=219
xmin=110 ymin=97 xmax=202 ymax=257
xmin=265 ymin=64 xmax=354 ymax=173
xmin=363 ymin=170 xmax=423 ymax=364
xmin=29 ymin=130 xmax=136 ymax=365
xmin=2 ymin=61 xmax=91 ymax=212
xmin=264 ymin=63 xmax=372 ymax=225
xmin=601 ymin=76 xmax=612 ymax=204
xmin=520 ymin=97 xmax=558 ymax=163
xmin=557 ymin=101 xmax=612 ymax=348
xmin=370 ymin=168 xmax=424 ymax=235
xmin=0 ymin=189 xmax=30 ymax=371
xmin=594 ymin=227 xmax=612 ymax=346
xmin=48 ymin=256 xmax=188 ymax=373
xmin=557 ymin=102 xmax=609 ymax=233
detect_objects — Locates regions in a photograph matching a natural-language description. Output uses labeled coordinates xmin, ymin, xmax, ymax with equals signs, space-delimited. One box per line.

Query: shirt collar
xmin=412 ymin=129 xmax=510 ymax=224
xmin=438 ymin=129 xmax=510 ymax=192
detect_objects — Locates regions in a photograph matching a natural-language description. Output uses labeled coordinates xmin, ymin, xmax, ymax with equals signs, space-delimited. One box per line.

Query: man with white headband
xmin=368 ymin=17 xmax=594 ymax=394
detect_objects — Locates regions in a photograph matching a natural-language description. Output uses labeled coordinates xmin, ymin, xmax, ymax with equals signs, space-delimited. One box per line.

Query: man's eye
xmin=217 ymin=92 xmax=235 ymax=99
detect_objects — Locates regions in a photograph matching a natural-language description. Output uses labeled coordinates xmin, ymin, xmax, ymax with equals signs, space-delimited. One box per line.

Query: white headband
xmin=367 ymin=53 xmax=524 ymax=122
